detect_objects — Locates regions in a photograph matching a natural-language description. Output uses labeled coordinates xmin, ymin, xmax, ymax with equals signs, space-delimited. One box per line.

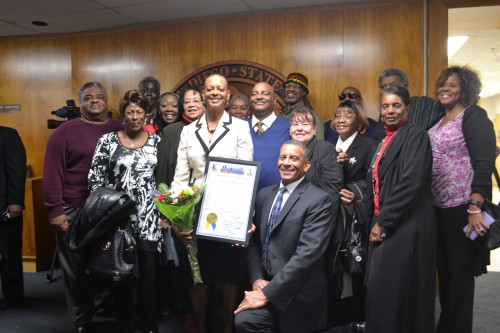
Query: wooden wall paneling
xmin=270 ymin=10 xmax=346 ymax=122
xmin=161 ymin=22 xmax=216 ymax=87
xmin=427 ymin=0 xmax=449 ymax=97
xmin=300 ymin=9 xmax=345 ymax=122
xmin=342 ymin=3 xmax=424 ymax=119
xmin=0 ymin=38 xmax=72 ymax=177
xmin=71 ymin=30 xmax=152 ymax=112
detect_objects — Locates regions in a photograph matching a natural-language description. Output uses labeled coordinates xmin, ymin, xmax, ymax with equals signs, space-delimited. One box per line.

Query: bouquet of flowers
xmin=154 ymin=180 xmax=206 ymax=284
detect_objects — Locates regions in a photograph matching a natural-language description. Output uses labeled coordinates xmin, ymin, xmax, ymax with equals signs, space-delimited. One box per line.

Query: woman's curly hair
xmin=434 ymin=66 xmax=482 ymax=106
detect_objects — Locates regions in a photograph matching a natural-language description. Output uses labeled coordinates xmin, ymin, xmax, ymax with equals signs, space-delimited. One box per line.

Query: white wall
xmin=480 ymin=93 xmax=500 ymax=119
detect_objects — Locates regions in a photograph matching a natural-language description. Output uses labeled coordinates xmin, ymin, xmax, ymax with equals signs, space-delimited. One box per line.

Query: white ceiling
xmin=0 ymin=0 xmax=364 ymax=36
xmin=449 ymin=5 xmax=500 ymax=98
xmin=0 ymin=0 xmax=497 ymax=98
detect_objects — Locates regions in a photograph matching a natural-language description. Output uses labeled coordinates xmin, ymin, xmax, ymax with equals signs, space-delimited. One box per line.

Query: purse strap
xmin=333 ymin=205 xmax=356 ymax=267
xmin=494 ymin=167 xmax=500 ymax=194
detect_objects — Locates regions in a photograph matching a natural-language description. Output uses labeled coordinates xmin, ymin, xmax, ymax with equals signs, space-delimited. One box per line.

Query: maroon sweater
xmin=43 ymin=118 xmax=123 ymax=218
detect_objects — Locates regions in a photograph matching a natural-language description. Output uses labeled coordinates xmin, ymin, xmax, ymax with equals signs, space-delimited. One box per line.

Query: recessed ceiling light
xmin=32 ymin=21 xmax=48 ymax=26
xmin=448 ymin=36 xmax=469 ymax=58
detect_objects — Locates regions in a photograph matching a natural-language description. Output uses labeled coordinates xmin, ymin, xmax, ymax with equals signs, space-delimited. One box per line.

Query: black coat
xmin=0 ymin=127 xmax=26 ymax=298
xmin=0 ymin=127 xmax=26 ymax=211
xmin=365 ymin=122 xmax=436 ymax=333
xmin=66 ymin=187 xmax=136 ymax=251
xmin=155 ymin=121 xmax=185 ymax=186
xmin=343 ymin=134 xmax=377 ymax=235
xmin=305 ymin=137 xmax=342 ymax=243
xmin=305 ymin=137 xmax=343 ymax=199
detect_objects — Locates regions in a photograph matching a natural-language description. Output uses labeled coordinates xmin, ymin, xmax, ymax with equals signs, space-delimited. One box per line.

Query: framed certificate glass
xmin=194 ymin=157 xmax=261 ymax=246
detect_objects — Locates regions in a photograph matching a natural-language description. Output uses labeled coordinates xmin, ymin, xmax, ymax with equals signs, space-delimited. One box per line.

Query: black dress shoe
xmin=74 ymin=323 xmax=91 ymax=333
xmin=350 ymin=322 xmax=365 ymax=333
xmin=0 ymin=298 xmax=20 ymax=310
xmin=94 ymin=307 xmax=115 ymax=318
xmin=0 ymin=296 xmax=24 ymax=310
xmin=0 ymin=299 xmax=10 ymax=310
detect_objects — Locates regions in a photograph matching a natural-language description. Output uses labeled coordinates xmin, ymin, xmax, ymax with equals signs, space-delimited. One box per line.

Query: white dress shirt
xmin=268 ymin=176 xmax=305 ymax=221
xmin=335 ymin=131 xmax=358 ymax=152
xmin=251 ymin=112 xmax=277 ymax=134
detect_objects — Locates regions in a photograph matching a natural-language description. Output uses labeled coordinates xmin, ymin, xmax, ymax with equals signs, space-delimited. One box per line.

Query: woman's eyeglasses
xmin=338 ymin=92 xmax=359 ymax=101
xmin=333 ymin=112 xmax=356 ymax=120
xmin=183 ymin=99 xmax=202 ymax=105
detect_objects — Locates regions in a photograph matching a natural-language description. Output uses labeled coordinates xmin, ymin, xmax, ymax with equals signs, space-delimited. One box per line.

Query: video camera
xmin=47 ymin=100 xmax=81 ymax=129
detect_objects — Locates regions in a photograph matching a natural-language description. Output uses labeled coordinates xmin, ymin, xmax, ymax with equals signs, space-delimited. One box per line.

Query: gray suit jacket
xmin=248 ymin=179 xmax=334 ymax=333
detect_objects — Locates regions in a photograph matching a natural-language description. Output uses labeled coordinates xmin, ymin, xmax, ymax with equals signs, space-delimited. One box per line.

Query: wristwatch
xmin=468 ymin=199 xmax=483 ymax=208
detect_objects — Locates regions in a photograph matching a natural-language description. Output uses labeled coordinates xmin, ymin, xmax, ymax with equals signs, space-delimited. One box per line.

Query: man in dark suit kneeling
xmin=234 ymin=140 xmax=334 ymax=333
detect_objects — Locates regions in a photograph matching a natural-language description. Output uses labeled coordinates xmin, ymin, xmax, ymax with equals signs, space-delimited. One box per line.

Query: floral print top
xmin=88 ymin=131 xmax=162 ymax=251
xmin=428 ymin=111 xmax=472 ymax=208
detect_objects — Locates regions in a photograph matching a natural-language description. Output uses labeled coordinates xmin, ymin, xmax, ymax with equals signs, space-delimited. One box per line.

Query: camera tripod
xmin=45 ymin=244 xmax=62 ymax=283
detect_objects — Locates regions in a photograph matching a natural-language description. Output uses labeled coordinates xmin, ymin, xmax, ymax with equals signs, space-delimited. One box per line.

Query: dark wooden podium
xmin=22 ymin=177 xmax=56 ymax=272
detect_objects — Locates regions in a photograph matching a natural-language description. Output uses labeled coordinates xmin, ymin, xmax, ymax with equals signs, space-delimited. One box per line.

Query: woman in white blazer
xmin=172 ymin=74 xmax=253 ymax=333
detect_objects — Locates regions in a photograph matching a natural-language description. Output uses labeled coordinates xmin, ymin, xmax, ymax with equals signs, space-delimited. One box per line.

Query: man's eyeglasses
xmin=338 ymin=92 xmax=359 ymax=101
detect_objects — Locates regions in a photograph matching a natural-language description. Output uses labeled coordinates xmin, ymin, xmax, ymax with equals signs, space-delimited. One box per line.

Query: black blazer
xmin=343 ymin=134 xmax=377 ymax=185
xmin=0 ymin=127 xmax=26 ymax=211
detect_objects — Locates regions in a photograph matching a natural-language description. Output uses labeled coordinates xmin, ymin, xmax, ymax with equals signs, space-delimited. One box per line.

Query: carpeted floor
xmin=0 ymin=268 xmax=190 ymax=333
xmin=1 ymin=249 xmax=499 ymax=332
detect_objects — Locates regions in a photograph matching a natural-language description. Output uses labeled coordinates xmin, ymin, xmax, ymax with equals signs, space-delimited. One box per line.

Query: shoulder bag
xmin=87 ymin=225 xmax=138 ymax=282
xmin=483 ymin=168 xmax=500 ymax=250
xmin=337 ymin=206 xmax=366 ymax=275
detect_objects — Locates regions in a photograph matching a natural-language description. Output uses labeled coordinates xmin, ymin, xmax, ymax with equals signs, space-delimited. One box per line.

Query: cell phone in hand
xmin=464 ymin=211 xmax=495 ymax=240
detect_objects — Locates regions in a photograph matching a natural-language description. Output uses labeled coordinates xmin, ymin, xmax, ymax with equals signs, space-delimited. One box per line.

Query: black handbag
xmin=87 ymin=226 xmax=138 ymax=282
xmin=339 ymin=208 xmax=366 ymax=275
xmin=482 ymin=199 xmax=500 ymax=250
xmin=483 ymin=168 xmax=500 ymax=250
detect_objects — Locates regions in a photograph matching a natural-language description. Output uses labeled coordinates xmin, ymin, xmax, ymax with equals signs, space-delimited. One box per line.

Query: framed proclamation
xmin=194 ymin=157 xmax=261 ymax=246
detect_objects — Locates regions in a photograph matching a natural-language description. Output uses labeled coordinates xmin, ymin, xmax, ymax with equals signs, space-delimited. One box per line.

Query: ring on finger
xmin=478 ymin=227 xmax=485 ymax=232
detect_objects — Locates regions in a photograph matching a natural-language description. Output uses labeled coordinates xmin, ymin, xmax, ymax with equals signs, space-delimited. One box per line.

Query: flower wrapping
xmin=154 ymin=181 xmax=205 ymax=284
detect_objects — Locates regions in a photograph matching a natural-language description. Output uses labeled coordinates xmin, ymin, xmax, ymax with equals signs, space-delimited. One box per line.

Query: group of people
xmin=16 ymin=63 xmax=492 ymax=333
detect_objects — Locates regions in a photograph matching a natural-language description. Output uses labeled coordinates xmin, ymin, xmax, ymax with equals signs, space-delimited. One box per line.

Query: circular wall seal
xmin=172 ymin=60 xmax=311 ymax=115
